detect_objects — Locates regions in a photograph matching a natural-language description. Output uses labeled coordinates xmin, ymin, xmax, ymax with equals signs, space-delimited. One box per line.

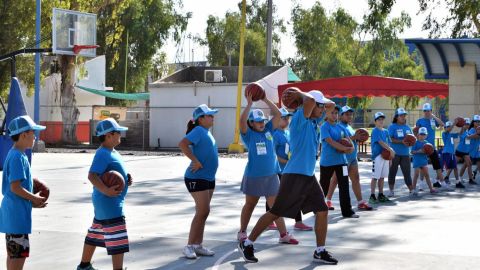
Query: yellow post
xmin=228 ymin=0 xmax=247 ymax=153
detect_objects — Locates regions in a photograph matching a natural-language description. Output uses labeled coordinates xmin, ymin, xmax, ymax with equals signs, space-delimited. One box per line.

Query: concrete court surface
xmin=1 ymin=152 xmax=480 ymax=270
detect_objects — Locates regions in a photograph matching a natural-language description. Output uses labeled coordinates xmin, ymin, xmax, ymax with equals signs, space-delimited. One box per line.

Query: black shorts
xmin=6 ymin=234 xmax=29 ymax=259
xmin=455 ymin=150 xmax=469 ymax=158
xmin=428 ymin=150 xmax=442 ymax=170
xmin=472 ymin=158 xmax=480 ymax=164
xmin=185 ymin=178 xmax=215 ymax=192
xmin=270 ymin=173 xmax=328 ymax=219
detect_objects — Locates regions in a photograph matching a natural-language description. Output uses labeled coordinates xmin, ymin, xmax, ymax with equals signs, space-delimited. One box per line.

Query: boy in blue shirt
xmin=77 ymin=118 xmax=132 ymax=270
xmin=1 ymin=115 xmax=47 ymax=270
xmin=411 ymin=127 xmax=438 ymax=195
xmin=442 ymin=120 xmax=464 ymax=188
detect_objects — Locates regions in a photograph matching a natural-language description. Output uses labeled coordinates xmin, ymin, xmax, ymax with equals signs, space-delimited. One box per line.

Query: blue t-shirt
xmin=283 ymin=107 xmax=323 ymax=176
xmin=442 ymin=132 xmax=458 ymax=154
xmin=467 ymin=128 xmax=480 ymax=158
xmin=371 ymin=127 xmax=390 ymax=159
xmin=320 ymin=122 xmax=348 ymax=166
xmin=184 ymin=126 xmax=219 ymax=181
xmin=416 ymin=118 xmax=440 ymax=147
xmin=456 ymin=131 xmax=470 ymax=154
xmin=90 ymin=147 xmax=129 ymax=220
xmin=339 ymin=122 xmax=357 ymax=163
xmin=412 ymin=140 xmax=428 ymax=168
xmin=273 ymin=129 xmax=290 ymax=172
xmin=388 ymin=123 xmax=412 ymax=156
xmin=241 ymin=121 xmax=280 ymax=177
xmin=0 ymin=148 xmax=33 ymax=234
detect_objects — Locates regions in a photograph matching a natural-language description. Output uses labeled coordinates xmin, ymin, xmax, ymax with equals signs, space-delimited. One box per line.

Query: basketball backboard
xmin=52 ymin=8 xmax=97 ymax=57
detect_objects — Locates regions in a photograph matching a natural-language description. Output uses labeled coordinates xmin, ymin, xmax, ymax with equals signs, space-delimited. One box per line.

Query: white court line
xmin=212 ymin=248 xmax=238 ymax=270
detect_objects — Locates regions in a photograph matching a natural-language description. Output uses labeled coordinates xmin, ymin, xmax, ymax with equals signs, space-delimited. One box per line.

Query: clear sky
xmin=163 ymin=0 xmax=448 ymax=63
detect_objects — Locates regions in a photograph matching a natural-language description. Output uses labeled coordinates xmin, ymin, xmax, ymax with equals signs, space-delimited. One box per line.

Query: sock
xmin=192 ymin=244 xmax=200 ymax=249
xmin=316 ymin=246 xmax=325 ymax=253
xmin=79 ymin=262 xmax=91 ymax=268
xmin=358 ymin=200 xmax=365 ymax=205
xmin=456 ymin=179 xmax=461 ymax=184
xmin=280 ymin=232 xmax=288 ymax=238
xmin=244 ymin=239 xmax=254 ymax=246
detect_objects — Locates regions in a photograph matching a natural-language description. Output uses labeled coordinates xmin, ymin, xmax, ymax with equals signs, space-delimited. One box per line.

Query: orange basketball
xmin=355 ymin=128 xmax=369 ymax=143
xmin=245 ymin=83 xmax=266 ymax=102
xmin=33 ymin=178 xmax=50 ymax=200
xmin=455 ymin=117 xmax=466 ymax=127
xmin=403 ymin=134 xmax=417 ymax=147
xmin=381 ymin=149 xmax=393 ymax=160
xmin=101 ymin=171 xmax=125 ymax=191
xmin=423 ymin=143 xmax=434 ymax=156
xmin=281 ymin=87 xmax=303 ymax=110
xmin=338 ymin=138 xmax=353 ymax=147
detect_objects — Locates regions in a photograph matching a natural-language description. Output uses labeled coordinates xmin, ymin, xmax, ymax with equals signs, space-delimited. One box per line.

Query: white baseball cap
xmin=248 ymin=109 xmax=267 ymax=122
xmin=445 ymin=121 xmax=452 ymax=127
xmin=465 ymin=118 xmax=471 ymax=124
xmin=374 ymin=112 xmax=385 ymax=121
xmin=396 ymin=108 xmax=408 ymax=116
xmin=473 ymin=115 xmax=480 ymax=122
xmin=419 ymin=127 xmax=428 ymax=135
xmin=340 ymin=106 xmax=354 ymax=115
xmin=308 ymin=90 xmax=332 ymax=104
xmin=422 ymin=103 xmax=432 ymax=111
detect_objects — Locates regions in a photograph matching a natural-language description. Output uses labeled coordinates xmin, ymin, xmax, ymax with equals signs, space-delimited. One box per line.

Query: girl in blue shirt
xmin=238 ymin=93 xmax=298 ymax=245
xmin=441 ymin=120 xmax=463 ymax=188
xmin=178 ymin=104 xmax=219 ymax=259
xmin=466 ymin=115 xmax=480 ymax=185
xmin=455 ymin=118 xmax=474 ymax=184
xmin=411 ymin=127 xmax=438 ymax=195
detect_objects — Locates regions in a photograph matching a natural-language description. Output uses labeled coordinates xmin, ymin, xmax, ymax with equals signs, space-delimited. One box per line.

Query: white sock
xmin=192 ymin=244 xmax=200 ymax=249
xmin=244 ymin=239 xmax=254 ymax=246
xmin=357 ymin=200 xmax=365 ymax=205
xmin=316 ymin=246 xmax=325 ymax=253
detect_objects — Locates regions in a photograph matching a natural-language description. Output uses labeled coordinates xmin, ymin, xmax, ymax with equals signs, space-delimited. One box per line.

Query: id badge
xmin=342 ymin=166 xmax=348 ymax=176
xmin=466 ymin=138 xmax=471 ymax=145
xmin=285 ymin=143 xmax=290 ymax=156
xmin=256 ymin=142 xmax=267 ymax=155
xmin=430 ymin=119 xmax=436 ymax=129
xmin=451 ymin=137 xmax=454 ymax=145
xmin=397 ymin=129 xmax=404 ymax=138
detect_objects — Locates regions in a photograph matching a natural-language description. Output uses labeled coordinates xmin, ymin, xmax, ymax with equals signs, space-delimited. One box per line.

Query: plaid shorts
xmin=85 ymin=216 xmax=129 ymax=255
xmin=6 ymin=234 xmax=30 ymax=259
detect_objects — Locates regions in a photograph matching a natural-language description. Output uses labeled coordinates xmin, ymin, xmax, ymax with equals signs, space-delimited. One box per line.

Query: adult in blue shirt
xmin=239 ymin=89 xmax=339 ymax=265
xmin=415 ymin=103 xmax=445 ymax=188
xmin=178 ymin=104 xmax=219 ymax=259
xmin=466 ymin=115 xmax=480 ymax=184
xmin=455 ymin=118 xmax=474 ymax=183
xmin=387 ymin=108 xmax=414 ymax=196
xmin=319 ymin=105 xmax=356 ymax=218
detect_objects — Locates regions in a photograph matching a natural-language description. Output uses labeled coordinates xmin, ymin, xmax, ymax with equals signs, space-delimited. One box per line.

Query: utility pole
xmin=266 ymin=0 xmax=273 ymax=66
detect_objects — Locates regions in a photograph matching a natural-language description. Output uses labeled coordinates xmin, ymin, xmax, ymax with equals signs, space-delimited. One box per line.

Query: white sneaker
xmin=237 ymin=231 xmax=247 ymax=242
xmin=278 ymin=232 xmax=299 ymax=244
xmin=194 ymin=245 xmax=215 ymax=256
xmin=387 ymin=190 xmax=395 ymax=197
xmin=183 ymin=245 xmax=197 ymax=259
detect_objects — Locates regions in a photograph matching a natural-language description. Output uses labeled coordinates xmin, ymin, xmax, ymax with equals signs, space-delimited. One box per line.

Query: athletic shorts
xmin=372 ymin=155 xmax=389 ymax=179
xmin=6 ymin=234 xmax=29 ymax=259
xmin=455 ymin=150 xmax=469 ymax=158
xmin=472 ymin=157 xmax=480 ymax=164
xmin=428 ymin=150 xmax=442 ymax=170
xmin=184 ymin=178 xmax=215 ymax=192
xmin=269 ymin=173 xmax=328 ymax=219
xmin=85 ymin=216 xmax=129 ymax=255
xmin=442 ymin=152 xmax=457 ymax=169
xmin=348 ymin=158 xmax=358 ymax=167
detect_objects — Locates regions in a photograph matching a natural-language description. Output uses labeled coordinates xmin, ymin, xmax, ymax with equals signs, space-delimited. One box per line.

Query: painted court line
xmin=212 ymin=248 xmax=238 ymax=270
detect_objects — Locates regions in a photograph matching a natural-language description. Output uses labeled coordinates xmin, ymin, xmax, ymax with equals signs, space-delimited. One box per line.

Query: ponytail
xmin=469 ymin=120 xmax=475 ymax=130
xmin=186 ymin=119 xmax=199 ymax=134
xmin=392 ymin=115 xmax=398 ymax=124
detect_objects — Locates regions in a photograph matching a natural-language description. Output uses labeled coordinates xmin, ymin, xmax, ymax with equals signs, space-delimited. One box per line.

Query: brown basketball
xmin=355 ymin=128 xmax=369 ymax=143
xmin=101 ymin=171 xmax=125 ymax=191
xmin=281 ymin=87 xmax=303 ymax=110
xmin=403 ymin=134 xmax=417 ymax=147
xmin=455 ymin=117 xmax=466 ymax=127
xmin=381 ymin=149 xmax=393 ymax=160
xmin=423 ymin=143 xmax=434 ymax=156
xmin=413 ymin=126 xmax=419 ymax=136
xmin=245 ymin=82 xmax=266 ymax=102
xmin=33 ymin=178 xmax=50 ymax=200
xmin=338 ymin=138 xmax=353 ymax=147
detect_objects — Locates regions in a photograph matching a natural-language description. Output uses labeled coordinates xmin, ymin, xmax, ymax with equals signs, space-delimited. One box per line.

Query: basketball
xmin=101 ymin=171 xmax=125 ymax=191
xmin=403 ymin=134 xmax=417 ymax=146
xmin=281 ymin=87 xmax=303 ymax=110
xmin=423 ymin=143 xmax=434 ymax=156
xmin=245 ymin=82 xmax=266 ymax=102
xmin=381 ymin=149 xmax=393 ymax=160
xmin=413 ymin=126 xmax=419 ymax=136
xmin=455 ymin=117 xmax=466 ymax=127
xmin=33 ymin=178 xmax=50 ymax=200
xmin=338 ymin=138 xmax=353 ymax=147
xmin=355 ymin=128 xmax=369 ymax=143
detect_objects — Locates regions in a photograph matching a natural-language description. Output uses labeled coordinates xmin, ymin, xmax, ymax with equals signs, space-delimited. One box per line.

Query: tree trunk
xmin=59 ymin=55 xmax=80 ymax=144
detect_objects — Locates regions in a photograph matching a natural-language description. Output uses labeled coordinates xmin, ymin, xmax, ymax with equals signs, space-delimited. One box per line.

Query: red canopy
xmin=278 ymin=75 xmax=448 ymax=99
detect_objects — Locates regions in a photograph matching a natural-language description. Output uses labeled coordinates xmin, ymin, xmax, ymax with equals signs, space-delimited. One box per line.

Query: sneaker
xmin=409 ymin=190 xmax=418 ymax=197
xmin=326 ymin=200 xmax=334 ymax=210
xmin=387 ymin=190 xmax=395 ymax=197
xmin=237 ymin=231 xmax=247 ymax=242
xmin=267 ymin=223 xmax=278 ymax=230
xmin=294 ymin=222 xmax=313 ymax=231
xmin=369 ymin=194 xmax=377 ymax=204
xmin=279 ymin=232 xmax=299 ymax=245
xmin=238 ymin=241 xmax=258 ymax=263
xmin=469 ymin=179 xmax=478 ymax=185
xmin=456 ymin=182 xmax=466 ymax=188
xmin=430 ymin=189 xmax=439 ymax=194
xmin=77 ymin=264 xmax=98 ymax=270
xmin=357 ymin=201 xmax=373 ymax=211
xmin=433 ymin=182 xmax=442 ymax=188
xmin=183 ymin=245 xmax=197 ymax=259
xmin=194 ymin=245 xmax=215 ymax=256
xmin=378 ymin=194 xmax=391 ymax=203
xmin=343 ymin=213 xmax=360 ymax=218
xmin=313 ymin=249 xmax=338 ymax=265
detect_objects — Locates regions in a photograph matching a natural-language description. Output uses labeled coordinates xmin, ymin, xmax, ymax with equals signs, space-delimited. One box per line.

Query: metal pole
xmin=34 ymin=0 xmax=41 ymax=137
xmin=266 ymin=0 xmax=273 ymax=66
xmin=124 ymin=30 xmax=129 ymax=93
xmin=228 ymin=0 xmax=247 ymax=153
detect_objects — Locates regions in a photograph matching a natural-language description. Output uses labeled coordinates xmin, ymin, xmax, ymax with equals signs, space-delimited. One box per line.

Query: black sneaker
xmin=469 ymin=179 xmax=477 ymax=185
xmin=343 ymin=213 xmax=359 ymax=218
xmin=456 ymin=182 xmax=466 ymax=188
xmin=238 ymin=241 xmax=258 ymax=263
xmin=433 ymin=182 xmax=442 ymax=188
xmin=313 ymin=249 xmax=338 ymax=264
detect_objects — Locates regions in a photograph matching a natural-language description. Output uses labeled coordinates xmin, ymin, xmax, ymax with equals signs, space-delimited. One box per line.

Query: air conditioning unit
xmin=204 ymin=70 xmax=223 ymax=82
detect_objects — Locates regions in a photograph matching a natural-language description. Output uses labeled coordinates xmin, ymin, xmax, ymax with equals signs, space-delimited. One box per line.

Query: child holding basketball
xmin=441 ymin=120 xmax=463 ymax=188
xmin=411 ymin=127 xmax=438 ymax=195
xmin=77 ymin=118 xmax=132 ymax=270
xmin=370 ymin=112 xmax=395 ymax=204
xmin=455 ymin=118 xmax=473 ymax=184
xmin=0 ymin=115 xmax=47 ymax=270
xmin=178 ymin=104 xmax=219 ymax=259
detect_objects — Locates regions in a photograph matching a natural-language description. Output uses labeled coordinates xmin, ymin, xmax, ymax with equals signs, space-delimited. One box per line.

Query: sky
xmin=163 ymin=0 xmax=448 ymax=63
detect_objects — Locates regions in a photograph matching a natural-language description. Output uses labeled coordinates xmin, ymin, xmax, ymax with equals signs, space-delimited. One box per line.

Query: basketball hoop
xmin=73 ymin=45 xmax=99 ymax=55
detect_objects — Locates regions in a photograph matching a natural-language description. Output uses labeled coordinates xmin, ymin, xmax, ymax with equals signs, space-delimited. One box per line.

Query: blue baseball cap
xmin=279 ymin=107 xmax=293 ymax=117
xmin=422 ymin=103 xmax=432 ymax=111
xmin=248 ymin=109 xmax=267 ymax=122
xmin=7 ymin=115 xmax=46 ymax=136
xmin=419 ymin=127 xmax=428 ymax=135
xmin=193 ymin=104 xmax=218 ymax=121
xmin=96 ymin=118 xmax=128 ymax=136
xmin=374 ymin=112 xmax=385 ymax=121
xmin=396 ymin=108 xmax=408 ymax=116
xmin=340 ymin=106 xmax=354 ymax=115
